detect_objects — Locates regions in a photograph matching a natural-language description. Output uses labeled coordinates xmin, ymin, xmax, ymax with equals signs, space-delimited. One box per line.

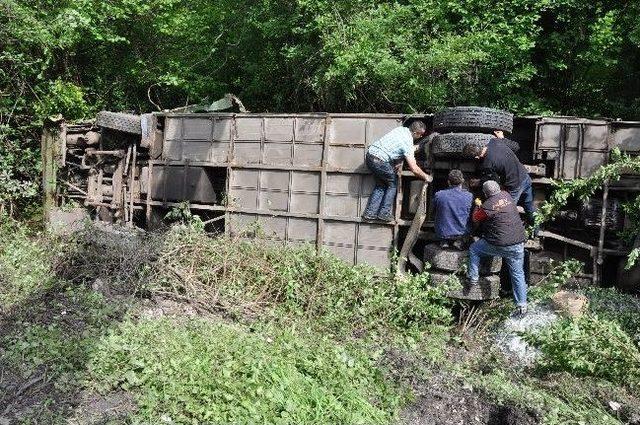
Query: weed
xmin=586 ymin=286 xmax=640 ymax=344
xmin=88 ymin=318 xmax=405 ymax=424
xmin=528 ymin=259 xmax=583 ymax=302
xmin=0 ymin=219 xmax=56 ymax=312
xmin=523 ymin=315 xmax=640 ymax=389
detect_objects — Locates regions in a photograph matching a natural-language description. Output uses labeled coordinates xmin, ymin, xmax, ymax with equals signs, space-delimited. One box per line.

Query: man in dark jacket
xmin=433 ymin=169 xmax=472 ymax=248
xmin=468 ymin=180 xmax=527 ymax=316
xmin=463 ymin=131 xmax=535 ymax=231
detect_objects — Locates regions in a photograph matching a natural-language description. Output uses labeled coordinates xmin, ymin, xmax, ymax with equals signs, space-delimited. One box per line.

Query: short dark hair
xmin=462 ymin=143 xmax=483 ymax=158
xmin=448 ymin=169 xmax=464 ymax=186
xmin=409 ymin=121 xmax=427 ymax=134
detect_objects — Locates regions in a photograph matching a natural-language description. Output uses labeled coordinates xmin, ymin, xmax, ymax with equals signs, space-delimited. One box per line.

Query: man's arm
xmin=405 ymin=156 xmax=432 ymax=182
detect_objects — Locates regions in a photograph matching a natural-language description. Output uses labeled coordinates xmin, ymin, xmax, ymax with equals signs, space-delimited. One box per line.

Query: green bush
xmin=146 ymin=228 xmax=454 ymax=336
xmin=586 ymin=287 xmax=640 ymax=345
xmin=88 ymin=318 xmax=404 ymax=425
xmin=523 ymin=315 xmax=640 ymax=389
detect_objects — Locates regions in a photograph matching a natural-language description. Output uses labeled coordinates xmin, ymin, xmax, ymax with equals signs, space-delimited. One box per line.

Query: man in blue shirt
xmin=363 ymin=121 xmax=433 ymax=222
xmin=433 ymin=169 xmax=473 ymax=248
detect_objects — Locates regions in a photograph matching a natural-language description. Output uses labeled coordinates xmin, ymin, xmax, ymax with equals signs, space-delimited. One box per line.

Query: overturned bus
xmin=41 ymin=106 xmax=640 ymax=297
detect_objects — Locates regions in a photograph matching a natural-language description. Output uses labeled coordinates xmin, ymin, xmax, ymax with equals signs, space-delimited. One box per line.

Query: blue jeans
xmin=468 ymin=238 xmax=527 ymax=306
xmin=509 ymin=175 xmax=536 ymax=227
xmin=363 ymin=153 xmax=397 ymax=218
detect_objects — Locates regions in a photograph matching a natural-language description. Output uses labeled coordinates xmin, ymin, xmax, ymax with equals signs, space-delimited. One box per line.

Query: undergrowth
xmin=88 ymin=318 xmax=405 ymax=424
xmin=143 ymin=228 xmax=455 ymax=337
xmin=0 ymin=219 xmax=57 ymax=312
xmin=523 ymin=315 xmax=640 ymax=390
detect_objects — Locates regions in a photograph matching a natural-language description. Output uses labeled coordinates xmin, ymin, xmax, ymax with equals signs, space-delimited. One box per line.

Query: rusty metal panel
xmin=356 ymin=224 xmax=392 ymax=266
xmin=367 ymin=118 xmax=402 ymax=145
xmin=288 ymin=218 xmax=317 ymax=242
xmin=583 ymin=124 xmax=609 ymax=150
xmin=612 ymin=125 xmax=640 ymax=151
xmin=296 ymin=118 xmax=324 ymax=143
xmin=233 ymin=141 xmax=261 ymax=164
xmin=580 ymin=151 xmax=608 ymax=176
xmin=182 ymin=117 xmax=212 ymax=140
xmin=212 ymin=118 xmax=233 ymax=141
xmin=293 ymin=144 xmax=323 ymax=167
xmin=235 ymin=117 xmax=263 ymax=140
xmin=150 ymin=166 xmax=217 ymax=203
xmin=328 ymin=118 xmax=367 ymax=145
xmin=265 ymin=117 xmax=294 ymax=142
xmin=537 ymin=123 xmax=561 ymax=149
xmin=325 ymin=173 xmax=361 ymax=217
xmin=165 ymin=117 xmax=182 ymax=140
xmin=264 ymin=142 xmax=293 ymax=165
xmin=327 ymin=146 xmax=366 ymax=171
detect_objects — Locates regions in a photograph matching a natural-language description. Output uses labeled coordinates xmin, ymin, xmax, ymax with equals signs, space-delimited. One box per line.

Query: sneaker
xmin=466 ymin=278 xmax=479 ymax=286
xmin=362 ymin=214 xmax=377 ymax=221
xmin=377 ymin=213 xmax=394 ymax=222
xmin=439 ymin=240 xmax=451 ymax=249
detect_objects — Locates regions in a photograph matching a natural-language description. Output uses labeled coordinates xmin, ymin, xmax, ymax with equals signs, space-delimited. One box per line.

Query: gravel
xmin=494 ymin=303 xmax=559 ymax=367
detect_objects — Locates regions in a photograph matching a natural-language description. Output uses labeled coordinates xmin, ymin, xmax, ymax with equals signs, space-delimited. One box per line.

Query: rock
xmin=551 ymin=290 xmax=588 ymax=318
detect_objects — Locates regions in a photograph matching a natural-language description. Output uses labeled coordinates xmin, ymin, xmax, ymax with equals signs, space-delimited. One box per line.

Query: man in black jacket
xmin=468 ymin=180 xmax=527 ymax=316
xmin=463 ymin=131 xmax=535 ymax=231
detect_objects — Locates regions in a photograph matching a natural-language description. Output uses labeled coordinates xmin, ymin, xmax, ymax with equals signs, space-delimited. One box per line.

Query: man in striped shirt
xmin=363 ymin=121 xmax=433 ymax=222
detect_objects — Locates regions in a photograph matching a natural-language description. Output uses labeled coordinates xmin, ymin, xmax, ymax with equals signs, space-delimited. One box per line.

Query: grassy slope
xmin=1 ymin=221 xmax=639 ymax=424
